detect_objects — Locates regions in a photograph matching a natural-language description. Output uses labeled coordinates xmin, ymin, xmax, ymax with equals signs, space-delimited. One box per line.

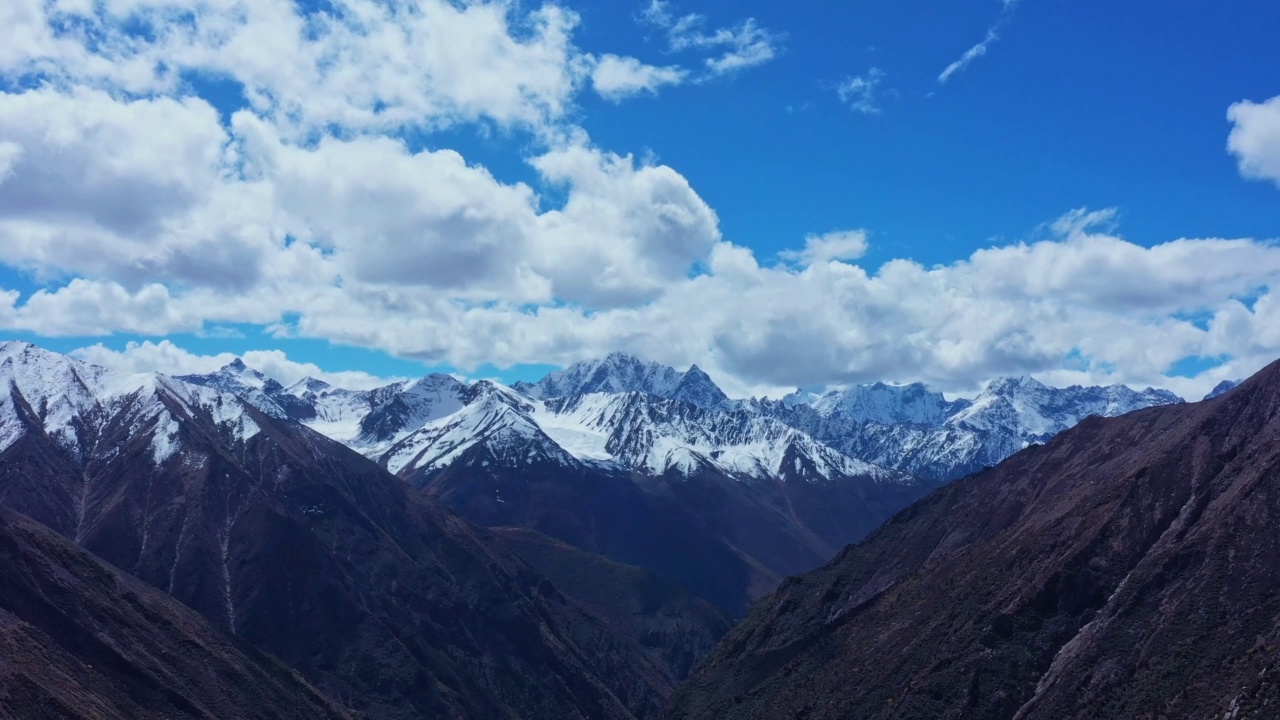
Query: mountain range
xmin=0 ymin=339 xmax=1249 ymax=719
xmin=180 ymin=349 xmax=1190 ymax=485
xmin=165 ymin=350 xmax=1195 ymax=615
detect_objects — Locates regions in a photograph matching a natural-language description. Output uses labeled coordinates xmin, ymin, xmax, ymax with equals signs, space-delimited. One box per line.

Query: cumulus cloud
xmin=1228 ymin=95 xmax=1280 ymax=186
xmin=531 ymin=143 xmax=722 ymax=305
xmin=122 ymin=211 xmax=1272 ymax=402
xmin=591 ymin=54 xmax=687 ymax=100
xmin=780 ymin=231 xmax=870 ymax=266
xmin=640 ymin=1 xmax=783 ymax=78
xmin=4 ymin=0 xmax=592 ymax=135
xmin=0 ymin=87 xmax=280 ymax=291
xmin=72 ymin=340 xmax=399 ymax=390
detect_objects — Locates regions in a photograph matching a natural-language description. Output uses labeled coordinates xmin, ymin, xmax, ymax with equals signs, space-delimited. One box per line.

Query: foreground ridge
xmin=667 ymin=356 xmax=1280 ymax=719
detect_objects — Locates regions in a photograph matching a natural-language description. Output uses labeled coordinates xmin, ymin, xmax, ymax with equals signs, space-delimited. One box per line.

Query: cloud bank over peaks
xmin=72 ymin=340 xmax=399 ymax=391
xmin=0 ymin=0 xmax=1277 ymax=404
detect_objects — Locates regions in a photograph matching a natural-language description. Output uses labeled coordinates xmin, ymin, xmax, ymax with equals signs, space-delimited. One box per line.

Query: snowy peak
xmin=1204 ymin=379 xmax=1240 ymax=400
xmin=0 ymin=343 xmax=261 ymax=463
xmin=516 ymin=352 xmax=682 ymax=399
xmin=805 ymin=381 xmax=967 ymax=427
xmin=538 ymin=391 xmax=906 ymax=483
xmin=378 ymin=378 xmax=568 ymax=477
xmin=214 ymin=358 xmax=274 ymax=392
xmin=671 ymin=365 xmax=732 ymax=410
xmin=285 ymin=376 xmax=332 ymax=396
xmin=355 ymin=373 xmax=468 ymax=447
xmin=760 ymin=372 xmax=1186 ymax=482
xmin=951 ymin=376 xmax=1183 ymax=439
xmin=515 ymin=352 xmax=731 ymax=410
xmin=177 ymin=359 xmax=297 ymax=420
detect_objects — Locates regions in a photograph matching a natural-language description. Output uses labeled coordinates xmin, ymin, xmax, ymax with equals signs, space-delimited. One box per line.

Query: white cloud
xmin=836 ymin=68 xmax=886 ymax=114
xmin=1228 ymin=95 xmax=1280 ymax=186
xmin=157 ymin=210 xmax=1277 ymax=401
xmin=1 ymin=0 xmax=1276 ymax=404
xmin=640 ymin=1 xmax=783 ymax=78
xmin=939 ymin=27 xmax=999 ymax=84
xmin=5 ymin=0 xmax=592 ymax=135
xmin=780 ymin=231 xmax=870 ymax=266
xmin=531 ymin=143 xmax=722 ymax=305
xmin=7 ymin=199 xmax=1280 ymax=400
xmin=591 ymin=54 xmax=687 ymax=101
xmin=937 ymin=1 xmax=1024 ymax=85
xmin=0 ymin=87 xmax=281 ymax=291
xmin=0 ymin=79 xmax=723 ymax=318
xmin=72 ymin=340 xmax=400 ymax=390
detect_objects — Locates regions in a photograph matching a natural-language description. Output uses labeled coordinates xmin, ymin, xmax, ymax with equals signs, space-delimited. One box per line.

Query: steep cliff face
xmin=669 ymin=358 xmax=1280 ymax=720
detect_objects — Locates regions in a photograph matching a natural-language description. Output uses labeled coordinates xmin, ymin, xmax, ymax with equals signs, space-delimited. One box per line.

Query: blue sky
xmin=573 ymin=0 xmax=1280 ymax=263
xmin=0 ymin=0 xmax=1278 ymax=397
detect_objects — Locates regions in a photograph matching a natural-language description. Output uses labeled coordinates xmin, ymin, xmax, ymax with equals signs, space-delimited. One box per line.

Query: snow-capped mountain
xmin=1204 ymin=379 xmax=1240 ymax=400
xmin=175 ymin=358 xmax=313 ymax=421
xmin=181 ymin=351 xmax=1185 ymax=486
xmin=378 ymin=380 xmax=575 ymax=478
xmin=777 ymin=381 xmax=970 ymax=426
xmin=756 ymin=374 xmax=1184 ymax=481
xmin=5 ymin=342 xmax=1188 ymax=623
xmin=366 ymin=381 xmax=908 ymax=487
xmin=170 ymin=348 xmax=928 ymax=614
xmin=514 ymin=352 xmax=732 ymax=410
xmin=539 ymin=392 xmax=899 ymax=482
xmin=2 ymin=342 xmax=261 ymax=469
xmin=181 ymin=365 xmax=471 ymax=451
xmin=178 ymin=352 xmax=905 ymax=488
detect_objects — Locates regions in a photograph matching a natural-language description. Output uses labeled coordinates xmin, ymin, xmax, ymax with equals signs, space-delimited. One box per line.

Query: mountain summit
xmin=514 ymin=352 xmax=732 ymax=410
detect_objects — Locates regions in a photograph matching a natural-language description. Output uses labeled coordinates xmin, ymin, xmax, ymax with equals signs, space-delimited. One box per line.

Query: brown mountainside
xmin=495 ymin=526 xmax=732 ymax=681
xmin=669 ymin=358 xmax=1280 ymax=720
xmin=0 ymin=505 xmax=351 ymax=720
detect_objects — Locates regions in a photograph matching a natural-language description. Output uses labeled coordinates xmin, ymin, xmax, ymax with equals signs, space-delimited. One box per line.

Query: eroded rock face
xmin=668 ymin=358 xmax=1280 ymax=720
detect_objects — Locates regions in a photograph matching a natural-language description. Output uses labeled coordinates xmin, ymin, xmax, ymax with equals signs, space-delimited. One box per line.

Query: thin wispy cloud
xmin=836 ymin=68 xmax=886 ymax=114
xmin=938 ymin=1 xmax=1022 ymax=84
xmin=640 ymin=0 xmax=784 ymax=78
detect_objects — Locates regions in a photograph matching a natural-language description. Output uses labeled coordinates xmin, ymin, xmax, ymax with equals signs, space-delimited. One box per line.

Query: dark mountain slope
xmin=495 ymin=527 xmax=731 ymax=681
xmin=422 ymin=455 xmax=776 ymax=618
xmin=669 ymin=358 xmax=1280 ymax=720
xmin=0 ymin=344 xmax=671 ymax=720
xmin=0 ymin=505 xmax=351 ymax=720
